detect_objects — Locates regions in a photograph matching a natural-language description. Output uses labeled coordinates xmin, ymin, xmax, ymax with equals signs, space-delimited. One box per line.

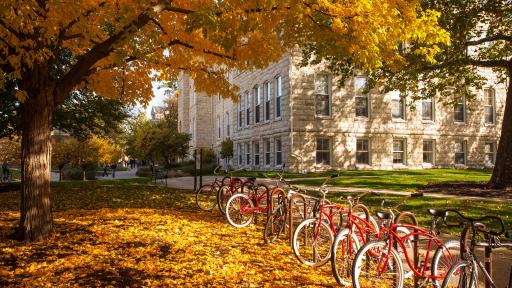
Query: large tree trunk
xmin=490 ymin=66 xmax=512 ymax=189
xmin=18 ymin=74 xmax=55 ymax=241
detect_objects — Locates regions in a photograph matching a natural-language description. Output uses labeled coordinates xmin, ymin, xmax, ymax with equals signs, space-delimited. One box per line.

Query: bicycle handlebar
xmin=340 ymin=191 xmax=375 ymax=205
xmin=441 ymin=209 xmax=505 ymax=237
xmin=213 ymin=166 xmax=221 ymax=175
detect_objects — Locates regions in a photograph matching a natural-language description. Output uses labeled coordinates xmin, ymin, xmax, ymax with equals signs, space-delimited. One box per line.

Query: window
xmin=454 ymin=96 xmax=466 ymax=123
xmin=484 ymin=88 xmax=495 ymax=124
xmin=264 ymin=81 xmax=271 ymax=122
xmin=455 ymin=140 xmax=466 ymax=165
xmin=254 ymin=85 xmax=261 ymax=124
xmin=356 ymin=139 xmax=370 ymax=165
xmin=422 ymin=97 xmax=434 ymax=121
xmin=237 ymin=95 xmax=242 ymax=128
xmin=355 ymin=76 xmax=369 ymax=118
xmin=484 ymin=142 xmax=496 ymax=165
xmin=316 ymin=138 xmax=331 ymax=165
xmin=264 ymin=140 xmax=271 ymax=166
xmin=275 ymin=138 xmax=282 ymax=166
xmin=315 ymin=74 xmax=331 ymax=116
xmin=237 ymin=143 xmax=242 ymax=166
xmin=393 ymin=139 xmax=406 ymax=164
xmin=216 ymin=115 xmax=221 ymax=139
xmin=226 ymin=112 xmax=230 ymax=137
xmin=254 ymin=142 xmax=260 ymax=166
xmin=245 ymin=143 xmax=250 ymax=166
xmin=423 ymin=140 xmax=435 ymax=164
xmin=245 ymin=91 xmax=250 ymax=127
xmin=275 ymin=75 xmax=282 ymax=118
xmin=392 ymin=96 xmax=405 ymax=120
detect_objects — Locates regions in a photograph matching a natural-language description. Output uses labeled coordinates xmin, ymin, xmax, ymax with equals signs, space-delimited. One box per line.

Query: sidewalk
xmin=163 ymin=176 xmax=512 ymax=202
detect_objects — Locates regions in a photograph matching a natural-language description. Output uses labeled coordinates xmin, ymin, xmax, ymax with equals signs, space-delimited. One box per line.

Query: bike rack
xmin=288 ymin=193 xmax=320 ymax=246
xmin=394 ymin=211 xmax=419 ymax=288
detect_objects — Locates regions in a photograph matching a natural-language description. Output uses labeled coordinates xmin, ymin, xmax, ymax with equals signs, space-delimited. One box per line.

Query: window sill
xmin=274 ymin=117 xmax=282 ymax=122
xmin=453 ymin=121 xmax=466 ymax=125
xmin=422 ymin=120 xmax=435 ymax=124
xmin=354 ymin=117 xmax=370 ymax=121
xmin=315 ymin=115 xmax=332 ymax=120
xmin=484 ymin=123 xmax=496 ymax=127
xmin=392 ymin=119 xmax=407 ymax=123
xmin=355 ymin=164 xmax=371 ymax=169
xmin=422 ymin=163 xmax=434 ymax=169
xmin=392 ymin=164 xmax=407 ymax=169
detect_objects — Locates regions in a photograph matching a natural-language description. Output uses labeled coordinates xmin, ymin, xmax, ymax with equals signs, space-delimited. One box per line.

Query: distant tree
xmin=220 ymin=139 xmax=233 ymax=161
xmin=0 ymin=84 xmax=131 ymax=140
xmin=68 ymin=139 xmax=100 ymax=181
xmin=90 ymin=136 xmax=122 ymax=166
xmin=51 ymin=139 xmax=74 ymax=181
xmin=0 ymin=137 xmax=21 ymax=164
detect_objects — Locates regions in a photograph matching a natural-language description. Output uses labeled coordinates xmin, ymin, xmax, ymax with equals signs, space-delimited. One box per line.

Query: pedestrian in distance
xmin=2 ymin=161 xmax=9 ymax=182
xmin=110 ymin=163 xmax=117 ymax=178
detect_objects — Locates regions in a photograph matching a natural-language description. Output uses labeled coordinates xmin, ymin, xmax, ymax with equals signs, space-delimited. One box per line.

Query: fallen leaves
xmin=0 ymin=181 xmax=336 ymax=287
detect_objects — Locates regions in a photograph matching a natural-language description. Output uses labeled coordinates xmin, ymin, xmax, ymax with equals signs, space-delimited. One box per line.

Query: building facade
xmin=178 ymin=54 xmax=505 ymax=172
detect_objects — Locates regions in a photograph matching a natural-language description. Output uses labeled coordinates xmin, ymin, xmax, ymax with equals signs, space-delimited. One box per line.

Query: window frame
xmin=315 ymin=138 xmax=331 ymax=165
xmin=245 ymin=142 xmax=251 ymax=166
xmin=354 ymin=76 xmax=370 ymax=118
xmin=275 ymin=138 xmax=283 ymax=167
xmin=454 ymin=140 xmax=467 ymax=165
xmin=392 ymin=138 xmax=407 ymax=165
xmin=484 ymin=142 xmax=496 ymax=165
xmin=422 ymin=139 xmax=435 ymax=165
xmin=254 ymin=85 xmax=261 ymax=124
xmin=216 ymin=114 xmax=221 ymax=140
xmin=237 ymin=143 xmax=242 ymax=166
xmin=245 ymin=91 xmax=250 ymax=127
xmin=454 ymin=96 xmax=466 ymax=123
xmin=275 ymin=75 xmax=282 ymax=119
xmin=237 ymin=95 xmax=242 ymax=129
xmin=226 ymin=112 xmax=230 ymax=137
xmin=422 ymin=96 xmax=435 ymax=121
xmin=356 ymin=138 xmax=370 ymax=165
xmin=391 ymin=95 xmax=406 ymax=121
xmin=484 ymin=87 xmax=496 ymax=125
xmin=253 ymin=142 xmax=260 ymax=167
xmin=264 ymin=81 xmax=271 ymax=122
xmin=264 ymin=140 xmax=271 ymax=167
xmin=314 ymin=73 xmax=332 ymax=117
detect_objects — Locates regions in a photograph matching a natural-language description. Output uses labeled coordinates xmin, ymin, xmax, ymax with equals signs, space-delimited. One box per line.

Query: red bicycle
xmin=351 ymin=193 xmax=460 ymax=288
xmin=195 ymin=166 xmax=228 ymax=211
xmin=291 ymin=176 xmax=379 ymax=267
xmin=216 ymin=169 xmax=256 ymax=215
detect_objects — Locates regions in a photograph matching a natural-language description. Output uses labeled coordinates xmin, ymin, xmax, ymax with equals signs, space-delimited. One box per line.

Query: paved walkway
xmin=51 ymin=168 xmax=139 ymax=181
xmin=163 ymin=176 xmax=511 ymax=202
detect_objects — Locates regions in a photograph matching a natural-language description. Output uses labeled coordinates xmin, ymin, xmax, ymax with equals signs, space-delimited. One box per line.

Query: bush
xmin=62 ymin=166 xmax=97 ymax=180
xmin=136 ymin=166 xmax=153 ymax=177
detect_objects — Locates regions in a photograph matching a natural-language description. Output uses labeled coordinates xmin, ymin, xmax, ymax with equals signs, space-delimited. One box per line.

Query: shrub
xmin=62 ymin=166 xmax=97 ymax=180
xmin=136 ymin=166 xmax=153 ymax=177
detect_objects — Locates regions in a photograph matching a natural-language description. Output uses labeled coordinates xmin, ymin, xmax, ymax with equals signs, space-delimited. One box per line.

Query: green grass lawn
xmin=286 ymin=168 xmax=492 ymax=191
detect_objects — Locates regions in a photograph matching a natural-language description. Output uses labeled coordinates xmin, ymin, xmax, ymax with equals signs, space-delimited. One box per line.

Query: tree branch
xmin=466 ymin=34 xmax=512 ymax=46
xmin=0 ymin=18 xmax=23 ymax=40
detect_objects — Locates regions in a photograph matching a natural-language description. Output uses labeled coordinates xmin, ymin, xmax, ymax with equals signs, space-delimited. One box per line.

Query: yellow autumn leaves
xmin=0 ymin=183 xmax=336 ymax=287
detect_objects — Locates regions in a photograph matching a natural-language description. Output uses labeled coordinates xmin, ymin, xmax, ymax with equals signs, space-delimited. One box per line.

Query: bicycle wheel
xmin=195 ymin=184 xmax=218 ymax=211
xmin=292 ymin=218 xmax=334 ymax=267
xmin=352 ymin=240 xmax=404 ymax=288
xmin=431 ymin=240 xmax=461 ymax=288
xmin=264 ymin=204 xmax=287 ymax=244
xmin=441 ymin=260 xmax=479 ymax=288
xmin=395 ymin=226 xmax=414 ymax=280
xmin=217 ymin=185 xmax=234 ymax=215
xmin=331 ymin=228 xmax=360 ymax=286
xmin=225 ymin=193 xmax=254 ymax=228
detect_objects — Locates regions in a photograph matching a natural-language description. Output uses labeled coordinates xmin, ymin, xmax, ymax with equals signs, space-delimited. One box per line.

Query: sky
xmin=144 ymin=82 xmax=168 ymax=118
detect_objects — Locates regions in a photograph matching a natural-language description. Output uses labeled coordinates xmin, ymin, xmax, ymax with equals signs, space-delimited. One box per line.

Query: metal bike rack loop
xmin=395 ymin=211 xmax=419 ymax=288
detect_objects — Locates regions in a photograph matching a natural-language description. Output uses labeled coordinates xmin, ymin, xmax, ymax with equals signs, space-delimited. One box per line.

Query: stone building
xmin=177 ymin=54 xmax=505 ymax=172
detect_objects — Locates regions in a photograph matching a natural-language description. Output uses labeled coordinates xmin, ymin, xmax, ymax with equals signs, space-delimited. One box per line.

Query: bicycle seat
xmin=376 ymin=212 xmax=393 ymax=220
xmin=505 ymin=230 xmax=512 ymax=239
xmin=427 ymin=209 xmax=448 ymax=219
xmin=246 ymin=177 xmax=256 ymax=182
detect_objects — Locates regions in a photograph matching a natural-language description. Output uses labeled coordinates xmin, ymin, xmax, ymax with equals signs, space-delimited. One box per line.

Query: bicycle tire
xmin=441 ymin=260 xmax=479 ymax=288
xmin=217 ymin=185 xmax=234 ymax=215
xmin=431 ymin=240 xmax=461 ymax=288
xmin=195 ymin=184 xmax=217 ymax=211
xmin=352 ymin=240 xmax=404 ymax=288
xmin=331 ymin=228 xmax=360 ymax=286
xmin=264 ymin=204 xmax=287 ymax=244
xmin=225 ymin=193 xmax=255 ymax=228
xmin=292 ymin=218 xmax=334 ymax=267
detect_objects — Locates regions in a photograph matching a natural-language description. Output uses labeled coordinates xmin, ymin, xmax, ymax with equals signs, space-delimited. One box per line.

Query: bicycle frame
xmin=376 ymin=222 xmax=455 ymax=281
xmin=239 ymin=186 xmax=269 ymax=214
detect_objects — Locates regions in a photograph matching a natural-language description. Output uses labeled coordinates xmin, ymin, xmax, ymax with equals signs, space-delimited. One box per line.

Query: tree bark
xmin=19 ymin=82 xmax=54 ymax=241
xmin=490 ymin=66 xmax=512 ymax=189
